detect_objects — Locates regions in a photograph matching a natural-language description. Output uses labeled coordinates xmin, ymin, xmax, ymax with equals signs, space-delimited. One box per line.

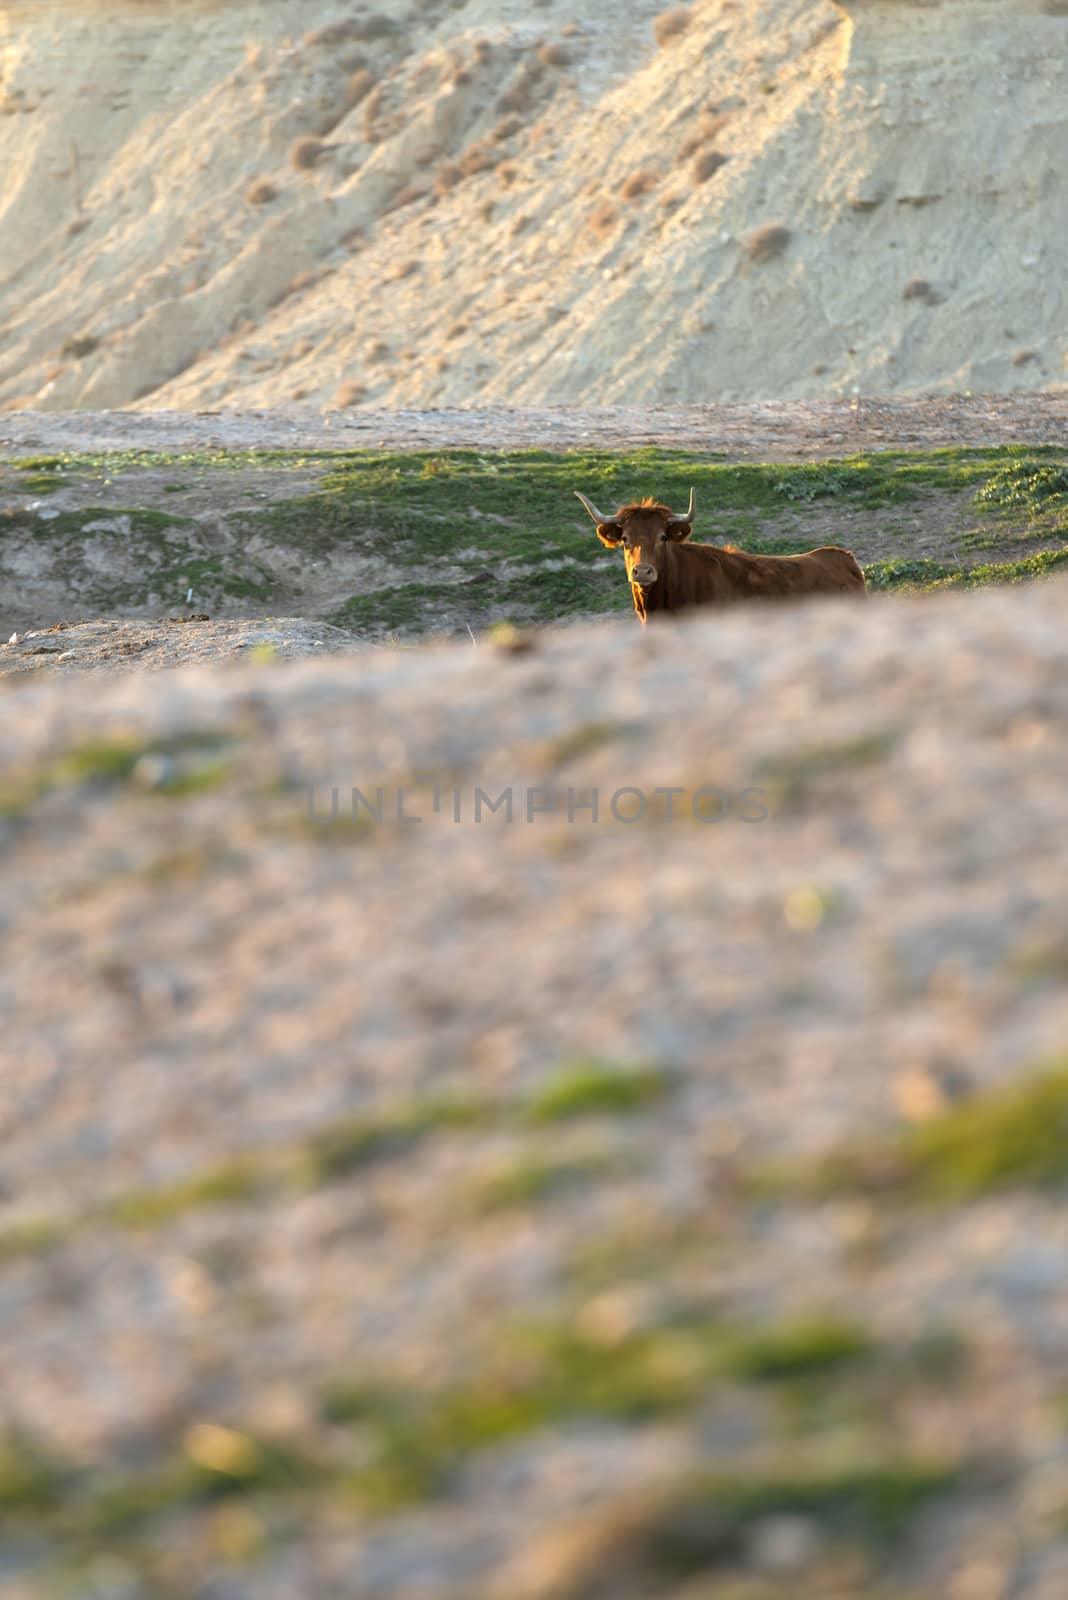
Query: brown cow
xmin=575 ymin=488 xmax=866 ymax=624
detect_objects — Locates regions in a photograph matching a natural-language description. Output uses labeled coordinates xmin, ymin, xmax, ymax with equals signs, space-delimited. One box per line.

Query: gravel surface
xmin=0 ymin=618 xmax=354 ymax=679
xmin=3 ymin=574 xmax=1068 ymax=1598
xmin=3 ymin=394 xmax=1068 ymax=461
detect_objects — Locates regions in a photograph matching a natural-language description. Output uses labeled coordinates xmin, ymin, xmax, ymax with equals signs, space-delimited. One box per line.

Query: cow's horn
xmin=668 ymin=487 xmax=696 ymax=525
xmin=575 ymin=490 xmax=612 ymax=524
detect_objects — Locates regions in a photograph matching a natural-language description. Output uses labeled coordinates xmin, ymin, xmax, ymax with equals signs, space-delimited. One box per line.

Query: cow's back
xmin=666 ymin=541 xmax=865 ymax=610
xmin=799 ymin=546 xmax=866 ymax=594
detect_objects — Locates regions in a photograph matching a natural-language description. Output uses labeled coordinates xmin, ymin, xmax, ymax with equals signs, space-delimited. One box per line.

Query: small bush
xmin=335 ymin=380 xmax=369 ymax=406
xmin=693 ymin=148 xmax=728 ymax=183
xmin=494 ymin=115 xmax=522 ymax=143
xmin=620 ymin=168 xmax=659 ymax=202
xmin=589 ymin=202 xmax=619 ymax=238
xmin=445 ymin=321 xmax=469 ymax=342
xmin=975 ymin=462 xmax=1068 ymax=513
xmin=537 ymin=41 xmax=571 ymax=67
xmin=245 ymin=178 xmax=277 ymax=205
xmin=653 ymin=6 xmax=691 ymax=46
xmin=290 ymin=137 xmax=325 ymax=172
xmin=498 ymin=161 xmax=519 ymax=187
xmin=903 ymin=276 xmax=939 ymax=305
xmin=742 ymin=223 xmax=791 ymax=263
xmin=61 ymin=333 xmax=98 ymax=359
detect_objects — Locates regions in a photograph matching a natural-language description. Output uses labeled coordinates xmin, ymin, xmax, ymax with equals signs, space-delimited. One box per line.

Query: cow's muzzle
xmin=630 ymin=564 xmax=658 ymax=588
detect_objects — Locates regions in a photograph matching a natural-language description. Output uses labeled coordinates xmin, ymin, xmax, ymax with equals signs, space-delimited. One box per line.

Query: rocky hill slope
xmin=3 ymin=571 xmax=1068 ymax=1598
xmin=1 ymin=0 xmax=1065 ymax=412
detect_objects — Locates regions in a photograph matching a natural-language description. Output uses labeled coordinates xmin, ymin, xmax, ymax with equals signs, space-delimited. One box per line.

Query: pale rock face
xmin=0 ymin=0 xmax=1064 ymax=410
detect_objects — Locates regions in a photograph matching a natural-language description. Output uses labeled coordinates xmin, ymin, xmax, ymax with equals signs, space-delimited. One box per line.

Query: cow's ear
xmin=665 ymin=520 xmax=692 ymax=543
xmin=597 ymin=521 xmax=623 ymax=547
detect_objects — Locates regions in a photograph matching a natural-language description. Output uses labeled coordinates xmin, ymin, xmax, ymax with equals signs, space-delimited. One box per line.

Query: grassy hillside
xmin=3 ymin=445 xmax=1068 ymax=637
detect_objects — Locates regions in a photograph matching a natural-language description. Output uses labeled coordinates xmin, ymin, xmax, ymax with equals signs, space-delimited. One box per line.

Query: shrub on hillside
xmin=620 ymin=169 xmax=659 ymax=202
xmin=290 ymin=137 xmax=326 ymax=172
xmin=693 ymin=148 xmax=728 ymax=183
xmin=62 ymin=333 xmax=98 ymax=359
xmin=653 ymin=6 xmax=691 ymax=45
xmin=537 ymin=41 xmax=571 ymax=67
xmin=589 ymin=202 xmax=619 ymax=239
xmin=334 ymin=380 xmax=367 ymax=407
xmin=903 ymin=277 xmax=941 ymax=306
xmin=742 ymin=223 xmax=791 ymax=263
xmin=246 ymin=178 xmax=278 ymax=205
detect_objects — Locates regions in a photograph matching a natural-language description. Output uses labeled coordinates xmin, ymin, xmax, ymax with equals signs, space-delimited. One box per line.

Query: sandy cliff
xmin=0 ymin=0 xmax=1065 ymax=410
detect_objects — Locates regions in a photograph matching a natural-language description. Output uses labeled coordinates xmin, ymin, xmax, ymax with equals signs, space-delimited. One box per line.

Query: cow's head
xmin=575 ymin=489 xmax=696 ymax=590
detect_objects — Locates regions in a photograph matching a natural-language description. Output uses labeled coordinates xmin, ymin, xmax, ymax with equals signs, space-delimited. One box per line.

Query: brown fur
xmin=593 ymin=499 xmax=866 ymax=624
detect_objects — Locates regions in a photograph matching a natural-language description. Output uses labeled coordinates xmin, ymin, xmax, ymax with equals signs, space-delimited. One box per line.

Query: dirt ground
xmin=4 ymin=393 xmax=1068 ymax=460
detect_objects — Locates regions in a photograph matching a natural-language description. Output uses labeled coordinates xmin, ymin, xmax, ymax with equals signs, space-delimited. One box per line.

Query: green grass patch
xmin=975 ymin=461 xmax=1068 ymax=515
xmin=77 ymin=1432 xmax=326 ymax=1539
xmin=18 ymin=473 xmax=64 ymax=494
xmin=755 ymin=731 xmax=897 ymax=807
xmin=104 ymin=1161 xmax=267 ymax=1229
xmin=525 ymin=1060 xmax=671 ymax=1124
xmin=864 ymin=557 xmax=955 ymax=591
xmin=0 ymin=1434 xmax=70 ymax=1515
xmin=721 ymin=1317 xmax=874 ymax=1382
xmin=325 ymin=1324 xmax=716 ymax=1507
xmin=642 ymin=1458 xmax=961 ymax=1575
xmin=330 ymin=582 xmax=444 ymax=632
xmin=54 ymin=730 xmax=236 ymax=792
xmin=0 ymin=1216 xmax=72 ymax=1262
xmin=470 ymin=1150 xmax=618 ymax=1214
xmin=785 ymin=1063 xmax=1068 ymax=1202
xmin=296 ymin=1094 xmax=489 ymax=1185
xmin=545 ymin=720 xmax=635 ymax=768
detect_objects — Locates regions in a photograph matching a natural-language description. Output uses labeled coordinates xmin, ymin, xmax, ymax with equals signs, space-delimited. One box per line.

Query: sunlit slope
xmin=0 ymin=0 xmax=1065 ymax=411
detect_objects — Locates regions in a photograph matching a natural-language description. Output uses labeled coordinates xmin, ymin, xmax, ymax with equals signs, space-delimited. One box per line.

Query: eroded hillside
xmin=1 ymin=0 xmax=1065 ymax=412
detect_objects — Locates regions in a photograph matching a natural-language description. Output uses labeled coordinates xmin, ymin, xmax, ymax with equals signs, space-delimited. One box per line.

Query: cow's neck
xmin=635 ymin=541 xmax=679 ymax=618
